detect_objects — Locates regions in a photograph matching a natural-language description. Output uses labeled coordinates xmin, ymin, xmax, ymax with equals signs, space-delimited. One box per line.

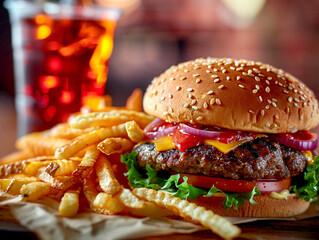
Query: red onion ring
xmin=144 ymin=118 xmax=163 ymax=133
xmin=271 ymin=133 xmax=318 ymax=151
xmin=145 ymin=126 xmax=178 ymax=140
xmin=180 ymin=124 xmax=225 ymax=138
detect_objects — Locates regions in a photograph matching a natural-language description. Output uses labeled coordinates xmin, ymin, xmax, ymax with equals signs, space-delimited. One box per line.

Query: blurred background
xmin=0 ymin=0 xmax=319 ymax=157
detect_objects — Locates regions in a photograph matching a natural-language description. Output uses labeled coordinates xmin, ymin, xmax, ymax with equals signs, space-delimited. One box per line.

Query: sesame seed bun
xmin=191 ymin=194 xmax=310 ymax=217
xmin=143 ymin=58 xmax=319 ymax=133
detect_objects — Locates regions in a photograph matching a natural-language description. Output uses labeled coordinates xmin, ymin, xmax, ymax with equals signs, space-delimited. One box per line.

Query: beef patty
xmin=134 ymin=138 xmax=307 ymax=181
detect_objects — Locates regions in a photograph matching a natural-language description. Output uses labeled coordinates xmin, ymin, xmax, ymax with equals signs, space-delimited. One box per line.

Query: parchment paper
xmin=0 ymin=193 xmax=318 ymax=240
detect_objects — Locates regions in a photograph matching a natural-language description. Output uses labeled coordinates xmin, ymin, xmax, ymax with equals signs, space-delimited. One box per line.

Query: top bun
xmin=143 ymin=58 xmax=319 ymax=133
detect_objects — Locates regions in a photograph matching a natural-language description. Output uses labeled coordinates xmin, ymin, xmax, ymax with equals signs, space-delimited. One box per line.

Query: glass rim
xmin=4 ymin=0 xmax=122 ymax=20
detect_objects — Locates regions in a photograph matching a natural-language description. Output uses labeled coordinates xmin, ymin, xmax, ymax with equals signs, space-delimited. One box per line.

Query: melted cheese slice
xmin=303 ymin=150 xmax=313 ymax=164
xmin=269 ymin=190 xmax=294 ymax=200
xmin=154 ymin=136 xmax=175 ymax=152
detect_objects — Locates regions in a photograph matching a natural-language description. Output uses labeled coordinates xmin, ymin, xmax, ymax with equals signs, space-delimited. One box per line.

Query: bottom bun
xmin=190 ymin=195 xmax=310 ymax=217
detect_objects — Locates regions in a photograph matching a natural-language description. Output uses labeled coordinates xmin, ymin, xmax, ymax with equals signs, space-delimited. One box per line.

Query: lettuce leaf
xmin=121 ymin=151 xmax=261 ymax=210
xmin=291 ymin=156 xmax=319 ymax=201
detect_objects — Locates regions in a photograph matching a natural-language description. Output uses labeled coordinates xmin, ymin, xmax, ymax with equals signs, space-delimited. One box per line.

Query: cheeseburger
xmin=122 ymin=57 xmax=319 ymax=217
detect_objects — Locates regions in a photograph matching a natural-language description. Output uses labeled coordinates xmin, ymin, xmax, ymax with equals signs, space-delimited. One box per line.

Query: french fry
xmin=69 ymin=110 xmax=154 ymax=129
xmin=0 ymin=176 xmax=38 ymax=195
xmin=44 ymin=123 xmax=100 ymax=140
xmin=20 ymin=182 xmax=51 ymax=201
xmin=0 ymin=151 xmax=32 ymax=166
xmin=95 ymin=155 xmax=121 ymax=196
xmin=37 ymin=171 xmax=74 ymax=191
xmin=43 ymin=160 xmax=79 ymax=177
xmin=125 ymin=88 xmax=143 ymax=112
xmin=97 ymin=138 xmax=133 ymax=155
xmin=72 ymin=146 xmax=100 ymax=180
xmin=125 ymin=121 xmax=145 ymax=143
xmin=128 ymin=201 xmax=173 ymax=218
xmin=55 ymin=124 xmax=127 ymax=159
xmin=83 ymin=171 xmax=113 ymax=215
xmin=133 ymin=188 xmax=241 ymax=240
xmin=117 ymin=188 xmax=145 ymax=209
xmin=59 ymin=190 xmax=80 ymax=217
xmin=16 ymin=134 xmax=69 ymax=157
xmin=93 ymin=192 xmax=125 ymax=214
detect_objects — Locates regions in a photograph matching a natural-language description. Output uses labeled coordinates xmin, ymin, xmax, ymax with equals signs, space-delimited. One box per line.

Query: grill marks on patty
xmin=134 ymin=138 xmax=307 ymax=181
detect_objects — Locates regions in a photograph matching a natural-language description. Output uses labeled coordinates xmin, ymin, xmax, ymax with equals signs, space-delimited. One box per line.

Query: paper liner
xmin=0 ymin=193 xmax=318 ymax=240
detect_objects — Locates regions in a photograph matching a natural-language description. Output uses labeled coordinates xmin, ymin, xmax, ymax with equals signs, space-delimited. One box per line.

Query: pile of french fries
xmin=0 ymin=89 xmax=240 ymax=240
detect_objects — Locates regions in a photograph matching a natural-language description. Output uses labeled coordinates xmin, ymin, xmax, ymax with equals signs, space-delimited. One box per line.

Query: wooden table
xmin=1 ymin=94 xmax=319 ymax=239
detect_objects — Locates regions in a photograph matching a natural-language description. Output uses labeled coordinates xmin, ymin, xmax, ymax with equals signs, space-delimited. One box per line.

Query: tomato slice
xmin=177 ymin=173 xmax=291 ymax=194
xmin=172 ymin=130 xmax=203 ymax=152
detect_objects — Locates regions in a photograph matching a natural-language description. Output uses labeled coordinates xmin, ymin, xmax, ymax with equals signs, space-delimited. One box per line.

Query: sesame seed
xmin=176 ymin=86 xmax=181 ymax=91
xmin=255 ymin=85 xmax=260 ymax=90
xmin=255 ymin=76 xmax=260 ymax=81
xmin=169 ymin=77 xmax=175 ymax=81
xmin=190 ymin=119 xmax=194 ymax=124
xmin=206 ymin=70 xmax=212 ymax=73
xmin=168 ymin=94 xmax=173 ymax=99
xmin=238 ymin=84 xmax=245 ymax=89
xmin=300 ymin=96 xmax=305 ymax=101
xmin=196 ymin=116 xmax=203 ymax=121
xmin=218 ymin=85 xmax=225 ymax=89
xmin=265 ymin=87 xmax=270 ymax=93
xmin=266 ymin=123 xmax=271 ymax=128
xmin=260 ymin=110 xmax=265 ymax=116
xmin=236 ymin=67 xmax=243 ymax=71
xmin=248 ymin=69 xmax=253 ymax=74
xmin=216 ymin=99 xmax=222 ymax=105
xmin=163 ymin=112 xmax=169 ymax=116
xmin=294 ymin=103 xmax=299 ymax=108
xmin=242 ymin=72 xmax=247 ymax=76
xmin=214 ymin=78 xmax=220 ymax=83
xmin=275 ymin=114 xmax=279 ymax=119
xmin=226 ymin=76 xmax=231 ymax=81
xmin=210 ymin=98 xmax=215 ymax=105
xmin=192 ymin=106 xmax=199 ymax=110
xmin=184 ymin=69 xmax=189 ymax=73
xmin=194 ymin=66 xmax=201 ymax=70
xmin=203 ymin=102 xmax=208 ymax=109
xmin=248 ymin=110 xmax=255 ymax=114
xmin=265 ymin=80 xmax=270 ymax=85
xmin=169 ymin=107 xmax=173 ymax=112
xmin=259 ymin=96 xmax=263 ymax=102
xmin=183 ymin=103 xmax=189 ymax=108
xmin=267 ymin=77 xmax=272 ymax=80
xmin=265 ymin=105 xmax=270 ymax=109
xmin=272 ymin=98 xmax=277 ymax=102
xmin=230 ymin=67 xmax=235 ymax=70
xmin=187 ymin=88 xmax=194 ymax=92
xmin=222 ymin=69 xmax=227 ymax=73
xmin=272 ymin=102 xmax=277 ymax=108
xmin=211 ymin=75 xmax=218 ymax=78
xmin=236 ymin=76 xmax=241 ymax=80
xmin=283 ymin=90 xmax=289 ymax=94
xmin=160 ymin=96 xmax=165 ymax=101
xmin=188 ymin=94 xmax=193 ymax=98
xmin=288 ymin=97 xmax=293 ymax=102
xmin=267 ymin=99 xmax=272 ymax=104
xmin=196 ymin=78 xmax=201 ymax=83
xmin=252 ymin=89 xmax=258 ymax=94
xmin=213 ymin=68 xmax=218 ymax=72
xmin=191 ymin=99 xmax=197 ymax=105
xmin=207 ymin=90 xmax=214 ymax=95
xmin=294 ymin=98 xmax=300 ymax=103
xmin=193 ymin=74 xmax=200 ymax=77
xmin=160 ymin=89 xmax=164 ymax=94
xmin=180 ymin=76 xmax=187 ymax=81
